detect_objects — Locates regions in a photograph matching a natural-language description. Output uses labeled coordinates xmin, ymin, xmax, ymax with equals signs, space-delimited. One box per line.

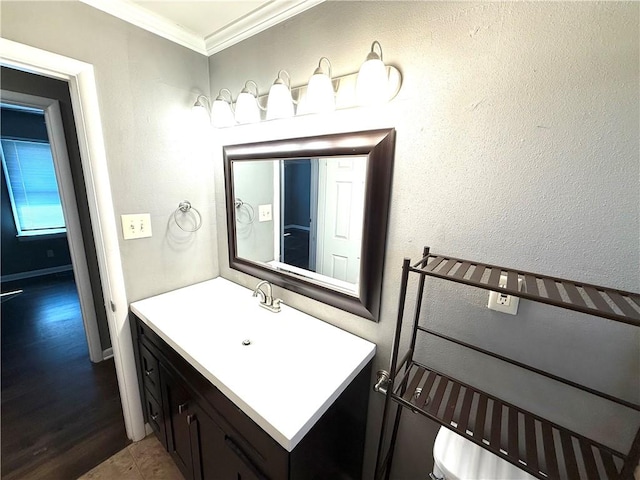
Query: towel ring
xmin=173 ymin=201 xmax=202 ymax=232
xmin=234 ymin=198 xmax=255 ymax=225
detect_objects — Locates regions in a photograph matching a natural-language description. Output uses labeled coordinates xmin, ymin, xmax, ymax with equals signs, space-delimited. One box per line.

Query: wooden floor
xmin=1 ymin=272 xmax=130 ymax=480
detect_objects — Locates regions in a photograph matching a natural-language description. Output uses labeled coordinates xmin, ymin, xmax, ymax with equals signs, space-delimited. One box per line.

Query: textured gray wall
xmin=1 ymin=1 xmax=218 ymax=303
xmin=2 ymin=1 xmax=638 ymax=478
xmin=209 ymin=2 xmax=640 ymax=478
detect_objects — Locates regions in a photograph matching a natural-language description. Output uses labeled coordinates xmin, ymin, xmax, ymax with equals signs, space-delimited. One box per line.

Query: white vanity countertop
xmin=130 ymin=277 xmax=376 ymax=452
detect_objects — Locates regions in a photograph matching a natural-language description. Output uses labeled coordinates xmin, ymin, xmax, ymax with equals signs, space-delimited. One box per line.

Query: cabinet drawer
xmin=138 ymin=318 xmax=164 ymax=348
xmin=144 ymin=387 xmax=167 ymax=448
xmin=140 ymin=344 xmax=161 ymax=399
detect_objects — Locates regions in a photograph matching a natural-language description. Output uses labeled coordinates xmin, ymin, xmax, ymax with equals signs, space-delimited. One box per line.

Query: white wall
xmin=1 ymin=1 xmax=219 ymax=303
xmin=209 ymin=2 xmax=639 ymax=478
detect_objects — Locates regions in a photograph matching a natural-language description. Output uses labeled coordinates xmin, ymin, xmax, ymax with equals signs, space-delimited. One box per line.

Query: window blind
xmin=1 ymin=139 xmax=66 ymax=234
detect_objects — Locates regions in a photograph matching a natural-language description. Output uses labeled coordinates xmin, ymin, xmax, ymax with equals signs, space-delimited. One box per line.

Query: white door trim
xmin=0 ymin=38 xmax=145 ymax=442
xmin=1 ymin=89 xmax=103 ymax=363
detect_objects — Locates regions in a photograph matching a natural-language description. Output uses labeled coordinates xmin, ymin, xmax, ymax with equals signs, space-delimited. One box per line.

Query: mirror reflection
xmin=232 ymin=156 xmax=367 ymax=294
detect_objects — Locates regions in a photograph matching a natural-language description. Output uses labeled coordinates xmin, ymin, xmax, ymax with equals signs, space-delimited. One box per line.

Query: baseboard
xmin=102 ymin=347 xmax=114 ymax=360
xmin=1 ymin=265 xmax=73 ymax=283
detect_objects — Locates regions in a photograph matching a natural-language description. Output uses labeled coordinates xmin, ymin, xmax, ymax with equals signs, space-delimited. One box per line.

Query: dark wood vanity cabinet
xmin=131 ymin=312 xmax=371 ymax=480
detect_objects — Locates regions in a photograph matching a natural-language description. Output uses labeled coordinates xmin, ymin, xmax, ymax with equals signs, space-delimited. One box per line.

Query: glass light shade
xmin=211 ymin=99 xmax=235 ymax=128
xmin=266 ymin=83 xmax=294 ymax=120
xmin=356 ymin=57 xmax=388 ymax=106
xmin=191 ymin=103 xmax=210 ymax=126
xmin=235 ymin=91 xmax=261 ymax=124
xmin=305 ymin=72 xmax=335 ymax=114
xmin=356 ymin=41 xmax=389 ymax=107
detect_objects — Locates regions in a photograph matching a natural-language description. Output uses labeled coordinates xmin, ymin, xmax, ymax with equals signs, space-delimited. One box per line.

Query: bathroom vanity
xmin=130 ymin=278 xmax=375 ymax=480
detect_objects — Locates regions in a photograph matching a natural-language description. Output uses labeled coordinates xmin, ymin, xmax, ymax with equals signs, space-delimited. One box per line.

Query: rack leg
xmin=374 ymin=258 xmax=413 ymax=480
xmin=374 ymin=381 xmax=394 ymax=480
xmin=620 ymin=426 xmax=640 ymax=479
xmin=383 ymin=402 xmax=405 ymax=480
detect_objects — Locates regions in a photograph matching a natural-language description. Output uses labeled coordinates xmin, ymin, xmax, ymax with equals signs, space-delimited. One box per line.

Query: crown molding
xmin=80 ymin=0 xmax=207 ymax=55
xmin=204 ymin=0 xmax=325 ymax=56
xmin=79 ymin=0 xmax=325 ymax=58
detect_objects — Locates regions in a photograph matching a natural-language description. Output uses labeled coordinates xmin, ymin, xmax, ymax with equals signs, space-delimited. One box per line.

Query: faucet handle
xmin=272 ymin=297 xmax=282 ymax=312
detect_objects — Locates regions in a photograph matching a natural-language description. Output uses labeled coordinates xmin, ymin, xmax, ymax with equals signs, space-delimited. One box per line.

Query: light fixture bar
xmin=255 ymin=65 xmax=402 ymax=116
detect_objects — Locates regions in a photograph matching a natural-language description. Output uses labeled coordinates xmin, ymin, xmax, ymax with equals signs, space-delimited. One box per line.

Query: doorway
xmin=0 ymin=68 xmax=129 ymax=478
xmin=280 ymin=159 xmax=317 ymax=270
xmin=1 ymin=37 xmax=147 ymax=450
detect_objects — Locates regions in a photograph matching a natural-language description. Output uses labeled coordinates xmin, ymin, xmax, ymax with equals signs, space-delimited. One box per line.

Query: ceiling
xmin=80 ymin=0 xmax=324 ymax=56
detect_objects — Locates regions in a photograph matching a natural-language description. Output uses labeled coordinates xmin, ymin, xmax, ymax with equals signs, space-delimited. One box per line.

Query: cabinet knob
xmin=144 ymin=368 xmax=154 ymax=377
xmin=151 ymin=413 xmax=159 ymax=421
xmin=186 ymin=414 xmax=195 ymax=425
xmin=178 ymin=402 xmax=189 ymax=414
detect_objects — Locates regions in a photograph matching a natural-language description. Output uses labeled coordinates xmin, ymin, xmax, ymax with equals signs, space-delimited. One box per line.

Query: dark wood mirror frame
xmin=223 ymin=128 xmax=396 ymax=322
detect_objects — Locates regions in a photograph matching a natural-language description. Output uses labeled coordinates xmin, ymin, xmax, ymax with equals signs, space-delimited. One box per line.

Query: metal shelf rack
xmin=374 ymin=247 xmax=640 ymax=480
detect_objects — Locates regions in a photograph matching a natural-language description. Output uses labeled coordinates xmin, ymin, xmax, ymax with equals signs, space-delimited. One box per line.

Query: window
xmin=1 ymin=138 xmax=66 ymax=236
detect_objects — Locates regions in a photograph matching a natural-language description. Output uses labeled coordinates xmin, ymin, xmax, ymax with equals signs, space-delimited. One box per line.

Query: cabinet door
xmin=223 ymin=434 xmax=268 ymax=480
xmin=162 ymin=365 xmax=195 ymax=480
xmin=189 ymin=401 xmax=268 ymax=480
xmin=188 ymin=402 xmax=230 ymax=480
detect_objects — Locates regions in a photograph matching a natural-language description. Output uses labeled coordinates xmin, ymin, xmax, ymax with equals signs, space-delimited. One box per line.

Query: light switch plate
xmin=121 ymin=213 xmax=152 ymax=240
xmin=258 ymin=204 xmax=272 ymax=222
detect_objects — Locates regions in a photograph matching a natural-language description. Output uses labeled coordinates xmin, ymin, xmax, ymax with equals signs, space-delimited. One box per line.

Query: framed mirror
xmin=223 ymin=128 xmax=395 ymax=321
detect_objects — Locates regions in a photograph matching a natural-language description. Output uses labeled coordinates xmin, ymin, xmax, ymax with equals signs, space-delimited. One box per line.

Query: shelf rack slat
xmin=410 ymin=253 xmax=640 ymax=327
xmin=392 ymin=361 xmax=628 ymax=480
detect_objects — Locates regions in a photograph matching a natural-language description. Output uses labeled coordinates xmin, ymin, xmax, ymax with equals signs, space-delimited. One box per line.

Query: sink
xmin=130 ymin=277 xmax=376 ymax=451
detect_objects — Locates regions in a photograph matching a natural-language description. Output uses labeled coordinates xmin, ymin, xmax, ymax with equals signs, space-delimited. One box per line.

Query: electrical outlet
xmin=121 ymin=213 xmax=152 ymax=240
xmin=258 ymin=204 xmax=272 ymax=222
xmin=488 ymin=274 xmax=522 ymax=315
xmin=497 ymin=292 xmax=511 ymax=305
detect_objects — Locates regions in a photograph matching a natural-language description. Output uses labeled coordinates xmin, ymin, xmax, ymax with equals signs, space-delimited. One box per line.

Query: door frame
xmin=0 ymin=38 xmax=146 ymax=442
xmin=1 ymin=90 xmax=103 ymax=363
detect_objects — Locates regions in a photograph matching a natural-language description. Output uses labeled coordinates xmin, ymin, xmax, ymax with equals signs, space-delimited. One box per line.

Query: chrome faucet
xmin=252 ymin=280 xmax=282 ymax=313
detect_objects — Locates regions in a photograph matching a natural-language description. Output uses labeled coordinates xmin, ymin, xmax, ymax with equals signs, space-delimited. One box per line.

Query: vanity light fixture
xmin=192 ymin=94 xmax=211 ymax=125
xmin=234 ymin=80 xmax=262 ymax=125
xmin=266 ymin=70 xmax=295 ymax=120
xmin=209 ymin=41 xmax=402 ymax=128
xmin=302 ymin=57 xmax=335 ymax=115
xmin=356 ymin=40 xmax=389 ymax=106
xmin=211 ymin=88 xmax=235 ymax=128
